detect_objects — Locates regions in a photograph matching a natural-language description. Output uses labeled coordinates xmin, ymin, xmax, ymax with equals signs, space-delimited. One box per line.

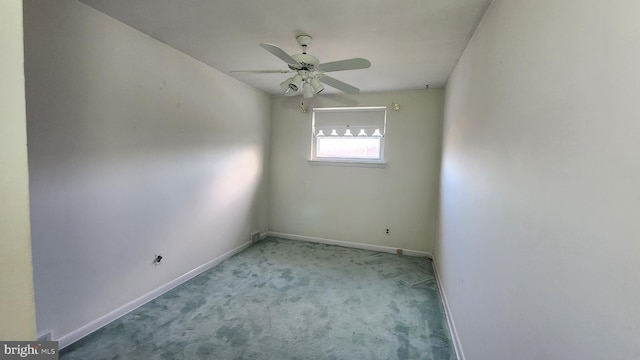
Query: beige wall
xmin=0 ymin=0 xmax=37 ymax=340
xmin=270 ymin=90 xmax=443 ymax=253
xmin=24 ymin=0 xmax=271 ymax=342
xmin=438 ymin=0 xmax=640 ymax=359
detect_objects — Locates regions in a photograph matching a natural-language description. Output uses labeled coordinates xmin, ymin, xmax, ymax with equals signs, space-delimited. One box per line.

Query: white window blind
xmin=312 ymin=106 xmax=386 ymax=138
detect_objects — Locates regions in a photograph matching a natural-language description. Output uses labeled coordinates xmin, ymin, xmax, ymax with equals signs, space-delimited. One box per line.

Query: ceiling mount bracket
xmin=296 ymin=35 xmax=312 ymax=53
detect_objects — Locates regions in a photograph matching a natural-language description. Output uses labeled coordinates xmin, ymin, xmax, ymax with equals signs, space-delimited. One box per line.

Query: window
xmin=311 ymin=106 xmax=387 ymax=165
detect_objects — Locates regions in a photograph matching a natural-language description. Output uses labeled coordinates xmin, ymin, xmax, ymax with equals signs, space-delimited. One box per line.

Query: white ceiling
xmin=79 ymin=0 xmax=492 ymax=95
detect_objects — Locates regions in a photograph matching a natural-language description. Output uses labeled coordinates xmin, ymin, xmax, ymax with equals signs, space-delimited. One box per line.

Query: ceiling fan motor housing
xmin=289 ymin=54 xmax=319 ymax=71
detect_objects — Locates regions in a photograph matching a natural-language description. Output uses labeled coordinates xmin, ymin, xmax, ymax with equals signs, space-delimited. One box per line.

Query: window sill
xmin=307 ymin=159 xmax=387 ymax=168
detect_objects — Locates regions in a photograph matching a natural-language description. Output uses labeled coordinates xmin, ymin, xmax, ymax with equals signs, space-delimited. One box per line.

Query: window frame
xmin=309 ymin=106 xmax=387 ymax=167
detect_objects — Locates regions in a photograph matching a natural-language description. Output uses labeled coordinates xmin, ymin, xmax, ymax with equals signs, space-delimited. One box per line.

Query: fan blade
xmin=260 ymin=43 xmax=301 ymax=67
xmin=319 ymin=76 xmax=360 ymax=93
xmin=230 ymin=70 xmax=291 ymax=74
xmin=319 ymin=58 xmax=371 ymax=72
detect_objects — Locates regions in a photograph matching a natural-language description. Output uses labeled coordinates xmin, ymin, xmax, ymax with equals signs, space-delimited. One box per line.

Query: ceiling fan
xmin=231 ymin=35 xmax=371 ymax=98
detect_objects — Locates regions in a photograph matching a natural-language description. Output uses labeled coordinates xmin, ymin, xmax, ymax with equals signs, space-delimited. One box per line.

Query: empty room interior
xmin=2 ymin=0 xmax=640 ymax=359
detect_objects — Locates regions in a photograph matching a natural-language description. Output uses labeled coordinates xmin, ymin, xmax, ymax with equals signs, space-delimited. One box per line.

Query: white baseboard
xmin=57 ymin=240 xmax=252 ymax=349
xmin=431 ymin=257 xmax=466 ymax=360
xmin=37 ymin=331 xmax=52 ymax=342
xmin=266 ymin=232 xmax=432 ymax=258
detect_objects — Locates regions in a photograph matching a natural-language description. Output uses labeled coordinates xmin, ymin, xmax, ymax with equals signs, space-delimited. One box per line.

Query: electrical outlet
xmin=153 ymin=254 xmax=163 ymax=266
xmin=385 ymin=228 xmax=390 ymax=235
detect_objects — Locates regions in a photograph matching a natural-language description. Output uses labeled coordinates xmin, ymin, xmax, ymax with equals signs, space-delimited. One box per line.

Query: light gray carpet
xmin=61 ymin=237 xmax=456 ymax=359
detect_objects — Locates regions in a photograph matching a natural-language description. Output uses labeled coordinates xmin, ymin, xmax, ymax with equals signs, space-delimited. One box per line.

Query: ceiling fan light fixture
xmin=289 ymin=74 xmax=302 ymax=91
xmin=310 ymin=77 xmax=324 ymax=94
xmin=303 ymin=82 xmax=314 ymax=98
xmin=280 ymin=78 xmax=293 ymax=93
